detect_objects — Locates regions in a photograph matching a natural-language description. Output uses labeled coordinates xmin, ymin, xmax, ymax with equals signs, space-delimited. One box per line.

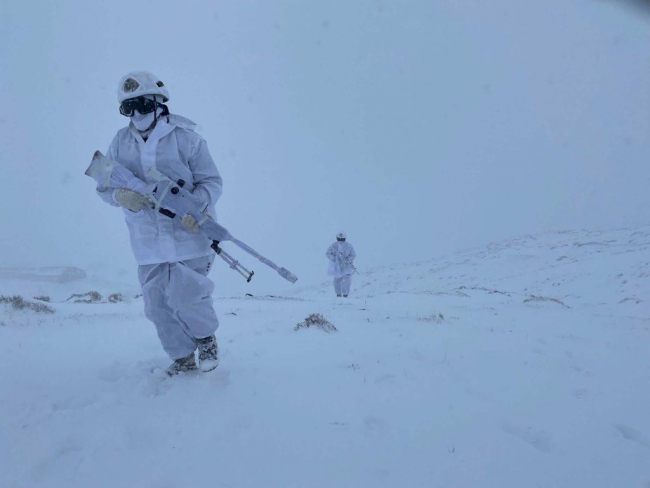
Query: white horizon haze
xmin=1 ymin=0 xmax=648 ymax=295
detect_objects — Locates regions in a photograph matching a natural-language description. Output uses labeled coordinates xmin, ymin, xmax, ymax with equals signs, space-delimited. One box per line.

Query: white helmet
xmin=117 ymin=70 xmax=170 ymax=103
xmin=337 ymin=232 xmax=347 ymax=240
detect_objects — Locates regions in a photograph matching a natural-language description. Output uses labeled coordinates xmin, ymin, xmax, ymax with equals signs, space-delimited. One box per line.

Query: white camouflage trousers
xmin=333 ymin=275 xmax=352 ymax=296
xmin=138 ymin=254 xmax=219 ymax=360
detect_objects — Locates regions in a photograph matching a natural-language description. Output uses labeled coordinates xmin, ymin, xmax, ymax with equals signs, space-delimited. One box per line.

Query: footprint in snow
xmin=98 ymin=361 xmax=129 ymax=382
xmin=364 ymin=416 xmax=390 ymax=438
xmin=31 ymin=437 xmax=84 ymax=483
xmin=501 ymin=423 xmax=552 ymax=453
xmin=615 ymin=424 xmax=650 ymax=449
xmin=207 ymin=369 xmax=230 ymax=388
xmin=51 ymin=393 xmax=98 ymax=412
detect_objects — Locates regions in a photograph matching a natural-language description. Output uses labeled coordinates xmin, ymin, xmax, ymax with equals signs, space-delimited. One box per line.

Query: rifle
xmin=338 ymin=253 xmax=358 ymax=275
xmin=85 ymin=151 xmax=297 ymax=284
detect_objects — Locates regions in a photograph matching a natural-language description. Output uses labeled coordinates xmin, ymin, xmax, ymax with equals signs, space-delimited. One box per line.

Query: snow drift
xmin=1 ymin=227 xmax=649 ymax=487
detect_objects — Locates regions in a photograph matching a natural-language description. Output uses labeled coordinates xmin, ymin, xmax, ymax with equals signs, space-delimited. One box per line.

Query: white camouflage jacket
xmin=96 ymin=115 xmax=222 ymax=265
xmin=326 ymin=241 xmax=356 ymax=277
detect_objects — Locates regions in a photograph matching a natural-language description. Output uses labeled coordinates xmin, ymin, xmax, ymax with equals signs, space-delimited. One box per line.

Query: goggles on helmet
xmin=119 ymin=97 xmax=159 ymax=117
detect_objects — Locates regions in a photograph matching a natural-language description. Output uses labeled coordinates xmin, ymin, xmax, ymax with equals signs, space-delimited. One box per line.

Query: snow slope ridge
xmin=0 ymin=267 xmax=87 ymax=284
xmin=299 ymin=226 xmax=650 ymax=311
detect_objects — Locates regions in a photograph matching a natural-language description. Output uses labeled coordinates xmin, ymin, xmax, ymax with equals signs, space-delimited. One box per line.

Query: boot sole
xmin=200 ymin=358 xmax=219 ymax=373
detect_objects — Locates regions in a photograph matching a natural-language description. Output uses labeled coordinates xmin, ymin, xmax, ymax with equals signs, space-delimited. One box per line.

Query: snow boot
xmin=197 ymin=335 xmax=219 ymax=372
xmin=166 ymin=352 xmax=198 ymax=376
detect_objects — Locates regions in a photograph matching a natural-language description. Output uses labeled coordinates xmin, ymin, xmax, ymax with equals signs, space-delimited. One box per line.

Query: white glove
xmin=114 ymin=188 xmax=151 ymax=213
xmin=181 ymin=214 xmax=200 ymax=232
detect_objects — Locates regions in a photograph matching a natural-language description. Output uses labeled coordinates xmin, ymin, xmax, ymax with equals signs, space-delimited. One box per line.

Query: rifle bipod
xmin=211 ymin=240 xmax=254 ymax=282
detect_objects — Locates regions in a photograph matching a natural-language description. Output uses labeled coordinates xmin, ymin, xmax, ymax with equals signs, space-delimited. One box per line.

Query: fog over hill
xmin=1 ymin=0 xmax=649 ymax=296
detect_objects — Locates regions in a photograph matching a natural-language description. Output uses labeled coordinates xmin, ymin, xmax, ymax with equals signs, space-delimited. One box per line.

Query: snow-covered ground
xmin=1 ymin=227 xmax=649 ymax=487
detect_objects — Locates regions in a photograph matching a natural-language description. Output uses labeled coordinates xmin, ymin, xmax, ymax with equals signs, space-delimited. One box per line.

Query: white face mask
xmin=131 ymin=110 xmax=157 ymax=131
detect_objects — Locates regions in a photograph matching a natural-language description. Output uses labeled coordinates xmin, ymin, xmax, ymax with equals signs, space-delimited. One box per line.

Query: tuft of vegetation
xmin=418 ymin=313 xmax=445 ymax=324
xmin=0 ymin=295 xmax=55 ymax=314
xmin=108 ymin=293 xmax=123 ymax=303
xmin=295 ymin=313 xmax=338 ymax=333
xmin=33 ymin=295 xmax=51 ymax=302
xmin=65 ymin=291 xmax=102 ymax=304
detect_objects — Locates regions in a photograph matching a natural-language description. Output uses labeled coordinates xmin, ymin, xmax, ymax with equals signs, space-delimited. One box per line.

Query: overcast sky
xmin=1 ymin=0 xmax=648 ymax=295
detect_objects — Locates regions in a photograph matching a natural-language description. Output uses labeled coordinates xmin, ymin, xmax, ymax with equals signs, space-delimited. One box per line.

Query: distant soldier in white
xmin=94 ymin=71 xmax=222 ymax=376
xmin=326 ymin=232 xmax=357 ymax=297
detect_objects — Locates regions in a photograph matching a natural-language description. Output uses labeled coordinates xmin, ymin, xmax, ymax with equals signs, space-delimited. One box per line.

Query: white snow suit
xmin=138 ymin=255 xmax=217 ymax=359
xmin=96 ymin=115 xmax=222 ymax=359
xmin=326 ymin=241 xmax=356 ymax=296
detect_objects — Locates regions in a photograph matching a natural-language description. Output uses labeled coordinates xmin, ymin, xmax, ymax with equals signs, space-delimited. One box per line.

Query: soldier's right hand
xmin=114 ymin=188 xmax=152 ymax=213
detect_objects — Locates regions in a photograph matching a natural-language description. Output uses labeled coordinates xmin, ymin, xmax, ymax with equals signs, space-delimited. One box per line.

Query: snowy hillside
xmin=302 ymin=227 xmax=649 ymax=310
xmin=1 ymin=227 xmax=649 ymax=487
